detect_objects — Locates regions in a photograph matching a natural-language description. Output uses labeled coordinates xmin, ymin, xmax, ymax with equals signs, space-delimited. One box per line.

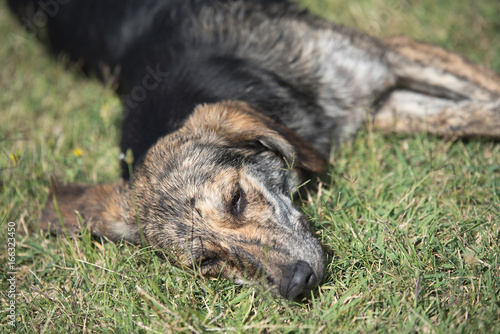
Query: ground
xmin=1 ymin=0 xmax=499 ymax=332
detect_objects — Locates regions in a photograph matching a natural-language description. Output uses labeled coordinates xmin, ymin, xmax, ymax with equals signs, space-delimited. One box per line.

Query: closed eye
xmin=230 ymin=187 xmax=244 ymax=215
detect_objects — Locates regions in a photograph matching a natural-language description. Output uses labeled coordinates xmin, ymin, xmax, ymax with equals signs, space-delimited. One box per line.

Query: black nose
xmin=280 ymin=260 xmax=317 ymax=300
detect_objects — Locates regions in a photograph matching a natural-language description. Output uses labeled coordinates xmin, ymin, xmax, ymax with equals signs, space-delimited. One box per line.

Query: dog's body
xmin=8 ymin=0 xmax=500 ymax=300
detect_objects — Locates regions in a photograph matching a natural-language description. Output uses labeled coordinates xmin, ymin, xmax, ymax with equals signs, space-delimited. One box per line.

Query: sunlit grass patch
xmin=1 ymin=0 xmax=499 ymax=332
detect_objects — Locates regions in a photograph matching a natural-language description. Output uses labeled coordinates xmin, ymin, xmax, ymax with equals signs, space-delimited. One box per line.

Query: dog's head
xmin=41 ymin=101 xmax=326 ymax=300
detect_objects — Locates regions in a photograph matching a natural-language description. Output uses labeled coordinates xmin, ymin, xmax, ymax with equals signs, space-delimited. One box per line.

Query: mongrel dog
xmin=8 ymin=0 xmax=500 ymax=300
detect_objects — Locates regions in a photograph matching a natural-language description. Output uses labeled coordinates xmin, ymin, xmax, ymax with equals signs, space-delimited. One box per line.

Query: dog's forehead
xmin=151 ymin=134 xmax=287 ymax=178
xmin=140 ymin=137 xmax=294 ymax=212
xmin=145 ymin=139 xmax=240 ymax=175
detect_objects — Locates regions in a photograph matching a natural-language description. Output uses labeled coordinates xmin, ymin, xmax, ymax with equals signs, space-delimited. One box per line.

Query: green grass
xmin=1 ymin=0 xmax=499 ymax=332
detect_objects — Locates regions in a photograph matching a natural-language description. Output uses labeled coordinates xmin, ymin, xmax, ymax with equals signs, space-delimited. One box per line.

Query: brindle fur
xmin=8 ymin=0 xmax=500 ymax=300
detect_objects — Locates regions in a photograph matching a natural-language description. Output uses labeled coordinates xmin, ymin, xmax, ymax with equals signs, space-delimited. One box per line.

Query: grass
xmin=1 ymin=0 xmax=499 ymax=332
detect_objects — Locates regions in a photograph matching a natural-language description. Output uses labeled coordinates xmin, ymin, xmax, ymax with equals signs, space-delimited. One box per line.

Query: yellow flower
xmin=100 ymin=102 xmax=111 ymax=117
xmin=100 ymin=98 xmax=120 ymax=126
xmin=73 ymin=148 xmax=83 ymax=157
xmin=9 ymin=153 xmax=19 ymax=166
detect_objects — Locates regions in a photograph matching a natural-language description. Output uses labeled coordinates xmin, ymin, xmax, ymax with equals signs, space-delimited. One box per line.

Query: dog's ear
xmin=40 ymin=179 xmax=139 ymax=243
xmin=185 ymin=101 xmax=325 ymax=174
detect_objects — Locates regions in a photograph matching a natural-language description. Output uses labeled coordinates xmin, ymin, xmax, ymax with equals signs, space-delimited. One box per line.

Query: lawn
xmin=1 ymin=0 xmax=499 ymax=332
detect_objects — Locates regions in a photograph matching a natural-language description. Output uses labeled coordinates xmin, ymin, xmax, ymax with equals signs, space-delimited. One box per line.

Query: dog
xmin=8 ymin=0 xmax=500 ymax=301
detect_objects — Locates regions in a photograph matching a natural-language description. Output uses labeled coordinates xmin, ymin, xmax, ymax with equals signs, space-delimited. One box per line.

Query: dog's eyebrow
xmin=213 ymin=149 xmax=245 ymax=168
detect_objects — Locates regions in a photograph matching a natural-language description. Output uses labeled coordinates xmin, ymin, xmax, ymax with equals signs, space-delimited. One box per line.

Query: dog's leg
xmin=41 ymin=180 xmax=141 ymax=244
xmin=384 ymin=36 xmax=500 ymax=101
xmin=373 ymin=91 xmax=500 ymax=138
xmin=372 ymin=36 xmax=500 ymax=138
